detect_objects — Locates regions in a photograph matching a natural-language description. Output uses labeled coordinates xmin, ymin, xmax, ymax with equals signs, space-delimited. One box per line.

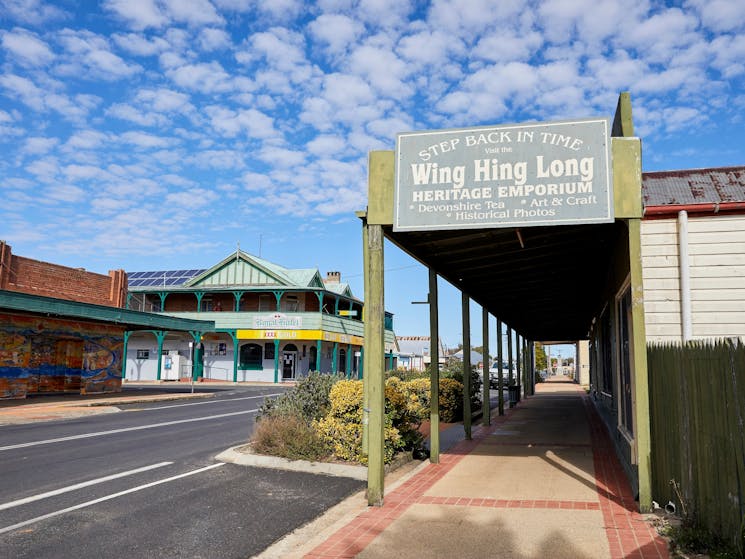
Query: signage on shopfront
xmin=237 ymin=329 xmax=364 ymax=345
xmin=394 ymin=118 xmax=613 ymax=231
xmin=252 ymin=313 xmax=302 ymax=329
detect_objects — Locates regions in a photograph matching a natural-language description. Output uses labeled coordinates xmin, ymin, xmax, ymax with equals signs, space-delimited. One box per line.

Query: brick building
xmin=0 ymin=242 xmax=211 ymax=399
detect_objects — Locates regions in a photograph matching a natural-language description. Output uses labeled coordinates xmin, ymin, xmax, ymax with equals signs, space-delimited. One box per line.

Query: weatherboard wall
xmin=641 ymin=214 xmax=745 ymax=341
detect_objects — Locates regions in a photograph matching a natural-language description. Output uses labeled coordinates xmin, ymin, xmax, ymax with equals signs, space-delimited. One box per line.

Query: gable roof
xmin=128 ymin=251 xmax=356 ymax=298
xmin=643 ymin=166 xmax=745 ymax=208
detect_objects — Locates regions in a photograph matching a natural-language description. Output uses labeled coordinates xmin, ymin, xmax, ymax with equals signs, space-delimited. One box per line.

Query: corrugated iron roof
xmin=642 ymin=165 xmax=745 ymax=206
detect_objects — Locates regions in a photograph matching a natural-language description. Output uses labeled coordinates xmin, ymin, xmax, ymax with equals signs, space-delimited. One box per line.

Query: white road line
xmin=138 ymin=393 xmax=282 ymax=410
xmin=0 ymin=461 xmax=173 ymax=512
xmin=0 ymin=462 xmax=173 ymax=510
xmin=0 ymin=463 xmax=225 ymax=535
xmin=0 ymin=409 xmax=259 ymax=452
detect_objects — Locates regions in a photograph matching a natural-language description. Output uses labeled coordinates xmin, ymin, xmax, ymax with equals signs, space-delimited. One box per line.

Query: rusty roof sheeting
xmin=642 ymin=166 xmax=745 ymax=206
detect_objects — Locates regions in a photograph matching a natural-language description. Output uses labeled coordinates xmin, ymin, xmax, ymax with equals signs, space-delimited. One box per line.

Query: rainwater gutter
xmin=643 ymin=201 xmax=745 ymax=217
xmin=678 ymin=210 xmax=692 ymax=342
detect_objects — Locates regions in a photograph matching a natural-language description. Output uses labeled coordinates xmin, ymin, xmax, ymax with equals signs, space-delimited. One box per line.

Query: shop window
xmin=264 ymin=342 xmax=275 ymax=360
xmin=617 ymin=287 xmax=634 ymax=435
xmin=239 ymin=344 xmax=262 ymax=369
xmin=136 ymin=349 xmax=150 ymax=359
xmin=283 ymin=295 xmax=299 ymax=312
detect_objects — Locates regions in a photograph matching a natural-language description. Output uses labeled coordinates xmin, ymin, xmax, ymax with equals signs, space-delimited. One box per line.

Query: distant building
xmin=124 ymin=251 xmax=397 ymax=383
xmin=0 ymin=241 xmax=208 ymax=399
xmin=396 ymin=336 xmax=446 ymax=371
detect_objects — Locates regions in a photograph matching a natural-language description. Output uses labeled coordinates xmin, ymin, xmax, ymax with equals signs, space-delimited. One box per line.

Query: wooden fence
xmin=648 ymin=339 xmax=745 ymax=548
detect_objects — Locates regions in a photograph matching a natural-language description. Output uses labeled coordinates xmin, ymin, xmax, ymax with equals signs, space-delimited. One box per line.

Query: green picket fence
xmin=648 ymin=339 xmax=745 ymax=548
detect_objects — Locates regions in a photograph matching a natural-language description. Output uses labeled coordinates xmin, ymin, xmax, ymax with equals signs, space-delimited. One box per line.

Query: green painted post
xmin=232 ymin=291 xmax=244 ymax=312
xmin=194 ymin=292 xmax=203 ymax=312
xmin=230 ymin=331 xmax=238 ymax=382
xmin=365 ymin=223 xmax=385 ymax=506
xmin=428 ymin=268 xmax=440 ymax=463
xmin=125 ymin=293 xmax=132 ymax=310
xmin=358 ymin=212 xmax=370 ymax=454
xmin=482 ymin=308 xmax=490 ymax=426
xmin=507 ymin=326 xmax=514 ymax=398
xmin=629 ymin=217 xmax=652 ymax=512
xmin=121 ymin=331 xmax=131 ymax=380
xmin=273 ymin=339 xmax=280 ymax=383
xmin=497 ymin=319 xmax=504 ymax=415
xmin=516 ymin=333 xmax=521 ymax=402
xmin=273 ymin=291 xmax=282 ymax=312
xmin=155 ymin=330 xmax=166 ymax=380
xmin=461 ymin=291 xmax=472 ymax=440
xmin=332 ymin=342 xmax=338 ymax=372
xmin=346 ymin=343 xmax=352 ymax=379
xmin=316 ymin=339 xmax=322 ymax=372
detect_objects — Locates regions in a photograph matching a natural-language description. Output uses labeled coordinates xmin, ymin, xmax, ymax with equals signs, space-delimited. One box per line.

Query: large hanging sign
xmin=394 ymin=118 xmax=613 ymax=231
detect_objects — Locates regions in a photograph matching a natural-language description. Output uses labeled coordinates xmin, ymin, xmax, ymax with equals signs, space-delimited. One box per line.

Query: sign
xmin=394 ymin=118 xmax=613 ymax=231
xmin=252 ymin=313 xmax=302 ymax=329
xmin=236 ymin=329 xmax=364 ymax=345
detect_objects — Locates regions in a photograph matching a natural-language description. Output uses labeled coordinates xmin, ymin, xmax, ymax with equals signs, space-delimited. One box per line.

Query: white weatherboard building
xmin=640 ymin=166 xmax=745 ymax=343
xmin=123 ymin=251 xmax=397 ymax=383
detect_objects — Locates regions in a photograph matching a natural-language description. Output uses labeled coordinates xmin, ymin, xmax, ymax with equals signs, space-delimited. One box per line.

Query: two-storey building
xmin=124 ymin=251 xmax=397 ymax=383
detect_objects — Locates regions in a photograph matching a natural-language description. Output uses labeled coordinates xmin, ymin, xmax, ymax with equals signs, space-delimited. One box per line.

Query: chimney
xmin=325 ymin=271 xmax=341 ymax=284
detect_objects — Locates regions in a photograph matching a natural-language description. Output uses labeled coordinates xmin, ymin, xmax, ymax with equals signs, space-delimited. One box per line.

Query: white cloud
xmin=308 ymin=14 xmax=364 ymax=55
xmin=111 ymin=32 xmax=170 ymax=56
xmin=166 ymin=61 xmax=234 ymax=93
xmin=56 ymin=29 xmax=142 ymax=80
xmin=0 ymin=73 xmax=45 ymax=110
xmin=64 ymin=130 xmax=110 ymax=151
xmin=204 ymin=105 xmax=276 ymax=138
xmin=103 ymin=0 xmax=169 ymax=30
xmin=165 ymin=187 xmax=219 ymax=209
xmin=347 ymin=45 xmax=413 ymax=98
xmin=119 ymin=130 xmax=175 ymax=148
xmin=0 ymin=0 xmax=68 ymax=25
xmin=22 ymin=136 xmax=58 ymax=155
xmin=620 ymin=8 xmax=700 ymax=64
xmin=398 ymin=29 xmax=463 ymax=66
xmin=306 ymin=134 xmax=347 ymax=156
xmin=685 ymin=0 xmax=745 ymax=33
xmin=1 ymin=28 xmax=55 ymax=66
xmin=198 ymin=27 xmax=232 ymax=51
xmin=164 ymin=0 xmax=225 ymax=27
xmin=45 ymin=183 xmax=86 ymax=203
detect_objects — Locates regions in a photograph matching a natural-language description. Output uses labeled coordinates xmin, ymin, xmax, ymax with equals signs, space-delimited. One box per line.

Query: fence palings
xmin=648 ymin=339 xmax=745 ymax=548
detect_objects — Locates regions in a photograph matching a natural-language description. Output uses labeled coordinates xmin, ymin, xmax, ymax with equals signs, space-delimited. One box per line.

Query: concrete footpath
xmin=263 ymin=379 xmax=670 ymax=559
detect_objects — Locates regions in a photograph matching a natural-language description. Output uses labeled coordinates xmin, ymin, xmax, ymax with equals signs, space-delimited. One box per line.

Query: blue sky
xmin=1 ymin=0 xmax=744 ymax=353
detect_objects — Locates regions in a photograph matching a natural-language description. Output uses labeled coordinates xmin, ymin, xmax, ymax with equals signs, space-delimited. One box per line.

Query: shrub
xmin=387 ymin=368 xmax=429 ymax=382
xmin=315 ymin=378 xmax=427 ymax=464
xmin=404 ymin=377 xmax=463 ymax=423
xmin=251 ymin=414 xmax=330 ymax=461
xmin=257 ymin=371 xmax=339 ymax=422
xmin=438 ymin=378 xmax=463 ymax=422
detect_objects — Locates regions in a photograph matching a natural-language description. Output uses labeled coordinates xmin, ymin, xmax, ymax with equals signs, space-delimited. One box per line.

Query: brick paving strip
xmin=304 ymin=384 xmax=670 ymax=559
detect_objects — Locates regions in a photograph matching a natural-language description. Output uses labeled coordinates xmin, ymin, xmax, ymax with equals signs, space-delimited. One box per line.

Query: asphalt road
xmin=0 ymin=386 xmax=365 ymax=559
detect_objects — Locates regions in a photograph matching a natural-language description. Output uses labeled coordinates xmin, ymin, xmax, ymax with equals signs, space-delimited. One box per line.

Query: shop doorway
xmin=282 ymin=344 xmax=298 ymax=380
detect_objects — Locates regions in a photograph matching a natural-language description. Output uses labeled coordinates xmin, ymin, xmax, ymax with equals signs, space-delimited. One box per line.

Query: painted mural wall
xmin=0 ymin=312 xmax=123 ymax=399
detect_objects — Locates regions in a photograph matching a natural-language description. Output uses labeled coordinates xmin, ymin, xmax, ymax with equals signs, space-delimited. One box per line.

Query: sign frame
xmin=394 ymin=117 xmax=613 ymax=232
